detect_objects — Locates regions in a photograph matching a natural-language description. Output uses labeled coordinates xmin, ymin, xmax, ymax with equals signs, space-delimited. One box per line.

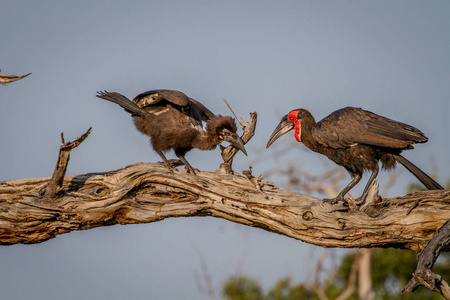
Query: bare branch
xmin=218 ymin=112 xmax=257 ymax=174
xmin=222 ymin=98 xmax=244 ymax=126
xmin=44 ymin=127 xmax=92 ymax=200
xmin=0 ymin=72 xmax=31 ymax=85
xmin=0 ymin=162 xmax=448 ymax=250
xmin=402 ymin=218 xmax=450 ymax=299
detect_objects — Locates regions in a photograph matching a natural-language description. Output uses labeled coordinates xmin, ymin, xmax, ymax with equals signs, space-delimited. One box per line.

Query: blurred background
xmin=1 ymin=1 xmax=449 ymax=299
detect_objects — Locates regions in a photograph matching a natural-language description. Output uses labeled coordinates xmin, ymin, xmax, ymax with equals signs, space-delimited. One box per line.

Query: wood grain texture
xmin=1 ymin=162 xmax=448 ymax=248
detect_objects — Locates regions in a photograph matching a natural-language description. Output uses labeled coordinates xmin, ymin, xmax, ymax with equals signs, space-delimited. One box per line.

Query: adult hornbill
xmin=96 ymin=89 xmax=247 ymax=174
xmin=266 ymin=107 xmax=443 ymax=203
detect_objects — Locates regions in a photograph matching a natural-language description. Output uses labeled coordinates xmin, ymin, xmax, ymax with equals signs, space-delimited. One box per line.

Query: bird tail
xmin=394 ymin=155 xmax=443 ymax=190
xmin=96 ymin=91 xmax=150 ymax=118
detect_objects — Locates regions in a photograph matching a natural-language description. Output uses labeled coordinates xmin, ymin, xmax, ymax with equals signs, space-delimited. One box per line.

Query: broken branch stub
xmin=218 ymin=112 xmax=257 ymax=174
xmin=44 ymin=127 xmax=92 ymax=200
xmin=0 ymin=72 xmax=31 ymax=85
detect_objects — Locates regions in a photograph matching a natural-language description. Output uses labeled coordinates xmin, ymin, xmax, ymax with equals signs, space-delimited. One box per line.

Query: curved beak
xmin=225 ymin=133 xmax=248 ymax=156
xmin=266 ymin=115 xmax=294 ymax=148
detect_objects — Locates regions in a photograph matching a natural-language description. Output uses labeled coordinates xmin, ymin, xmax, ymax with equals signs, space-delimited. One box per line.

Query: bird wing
xmin=189 ymin=98 xmax=217 ymax=121
xmin=132 ymin=89 xmax=205 ymax=129
xmin=132 ymin=89 xmax=191 ymax=107
xmin=312 ymin=107 xmax=427 ymax=149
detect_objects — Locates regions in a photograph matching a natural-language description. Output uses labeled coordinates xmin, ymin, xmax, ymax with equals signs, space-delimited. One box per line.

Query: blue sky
xmin=1 ymin=1 xmax=449 ymax=299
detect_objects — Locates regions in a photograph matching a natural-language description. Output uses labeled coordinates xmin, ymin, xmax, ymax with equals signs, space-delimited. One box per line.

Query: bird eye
xmin=289 ymin=116 xmax=294 ymax=121
xmin=220 ymin=129 xmax=231 ymax=139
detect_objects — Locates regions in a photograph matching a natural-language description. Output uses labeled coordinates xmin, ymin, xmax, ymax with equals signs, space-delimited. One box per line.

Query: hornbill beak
xmin=225 ymin=133 xmax=248 ymax=156
xmin=266 ymin=115 xmax=294 ymax=148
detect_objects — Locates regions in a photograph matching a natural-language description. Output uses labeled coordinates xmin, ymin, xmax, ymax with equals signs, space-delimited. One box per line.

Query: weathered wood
xmin=0 ymin=72 xmax=31 ymax=85
xmin=218 ymin=112 xmax=257 ymax=174
xmin=0 ymin=162 xmax=448 ymax=249
xmin=44 ymin=127 xmax=92 ymax=200
xmin=402 ymin=219 xmax=450 ymax=299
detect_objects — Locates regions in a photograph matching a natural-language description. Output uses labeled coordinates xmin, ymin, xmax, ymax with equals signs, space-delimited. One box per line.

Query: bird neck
xmin=192 ymin=116 xmax=236 ymax=151
xmin=298 ymin=113 xmax=324 ymax=153
xmin=193 ymin=131 xmax=220 ymax=150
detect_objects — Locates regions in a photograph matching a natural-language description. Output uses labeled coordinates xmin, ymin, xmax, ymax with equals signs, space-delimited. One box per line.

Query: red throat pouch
xmin=294 ymin=119 xmax=301 ymax=142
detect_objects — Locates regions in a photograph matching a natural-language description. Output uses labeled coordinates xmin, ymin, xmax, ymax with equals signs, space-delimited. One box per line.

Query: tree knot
xmin=302 ymin=211 xmax=313 ymax=221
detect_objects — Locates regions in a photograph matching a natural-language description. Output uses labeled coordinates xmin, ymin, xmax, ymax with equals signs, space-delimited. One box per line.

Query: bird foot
xmin=323 ymin=193 xmax=350 ymax=205
xmin=185 ymin=166 xmax=198 ymax=175
xmin=354 ymin=196 xmax=366 ymax=205
xmin=161 ymin=164 xmax=176 ymax=173
xmin=159 ymin=159 xmax=183 ymax=173
xmin=323 ymin=197 xmax=340 ymax=205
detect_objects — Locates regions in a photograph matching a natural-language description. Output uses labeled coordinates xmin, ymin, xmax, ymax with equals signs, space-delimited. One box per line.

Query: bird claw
xmin=323 ymin=194 xmax=348 ymax=205
xmin=162 ymin=164 xmax=176 ymax=173
xmin=185 ymin=166 xmax=198 ymax=175
xmin=354 ymin=196 xmax=366 ymax=205
xmin=159 ymin=160 xmax=181 ymax=173
xmin=323 ymin=197 xmax=339 ymax=205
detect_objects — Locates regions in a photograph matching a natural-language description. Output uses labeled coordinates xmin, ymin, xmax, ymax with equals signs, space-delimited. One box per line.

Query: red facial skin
xmin=287 ymin=110 xmax=301 ymax=142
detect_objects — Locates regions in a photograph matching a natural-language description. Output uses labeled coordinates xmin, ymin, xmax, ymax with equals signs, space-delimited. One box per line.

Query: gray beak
xmin=266 ymin=115 xmax=294 ymax=148
xmin=225 ymin=133 xmax=248 ymax=156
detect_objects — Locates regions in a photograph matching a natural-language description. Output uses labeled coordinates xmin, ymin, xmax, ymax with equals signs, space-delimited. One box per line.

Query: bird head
xmin=266 ymin=109 xmax=302 ymax=148
xmin=207 ymin=116 xmax=247 ymax=156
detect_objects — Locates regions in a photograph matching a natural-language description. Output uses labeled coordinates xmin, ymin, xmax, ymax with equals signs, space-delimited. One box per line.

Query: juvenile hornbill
xmin=96 ymin=89 xmax=247 ymax=174
xmin=266 ymin=107 xmax=443 ymax=203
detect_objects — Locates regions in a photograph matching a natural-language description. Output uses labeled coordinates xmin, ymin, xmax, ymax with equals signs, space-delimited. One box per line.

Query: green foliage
xmin=222 ymin=249 xmax=449 ymax=300
xmin=266 ymin=277 xmax=316 ymax=300
xmin=222 ymin=276 xmax=263 ymax=300
xmin=336 ymin=249 xmax=446 ymax=300
xmin=222 ymin=276 xmax=319 ymax=300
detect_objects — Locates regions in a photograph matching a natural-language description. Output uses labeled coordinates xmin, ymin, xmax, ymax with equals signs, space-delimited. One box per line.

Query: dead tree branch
xmin=0 ymin=124 xmax=448 ymax=298
xmin=0 ymin=162 xmax=448 ymax=250
xmin=218 ymin=111 xmax=257 ymax=174
xmin=0 ymin=71 xmax=31 ymax=85
xmin=44 ymin=127 xmax=92 ymax=200
xmin=402 ymin=218 xmax=450 ymax=299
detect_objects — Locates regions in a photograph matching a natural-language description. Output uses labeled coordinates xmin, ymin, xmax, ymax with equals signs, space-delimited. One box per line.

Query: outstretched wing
xmin=312 ymin=107 xmax=427 ymax=149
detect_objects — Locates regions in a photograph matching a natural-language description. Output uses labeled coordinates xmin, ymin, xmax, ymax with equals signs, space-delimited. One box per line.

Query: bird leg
xmin=358 ymin=165 xmax=379 ymax=203
xmin=324 ymin=173 xmax=362 ymax=204
xmin=176 ymin=155 xmax=197 ymax=175
xmin=157 ymin=151 xmax=175 ymax=173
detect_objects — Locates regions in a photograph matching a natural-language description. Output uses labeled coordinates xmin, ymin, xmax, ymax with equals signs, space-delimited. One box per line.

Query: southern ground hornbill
xmin=266 ymin=107 xmax=443 ymax=203
xmin=96 ymin=89 xmax=247 ymax=174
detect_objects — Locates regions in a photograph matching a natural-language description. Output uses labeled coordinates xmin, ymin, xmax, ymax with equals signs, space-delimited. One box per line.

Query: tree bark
xmin=402 ymin=218 xmax=450 ymax=298
xmin=44 ymin=127 xmax=92 ymax=200
xmin=0 ymin=162 xmax=448 ymax=249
